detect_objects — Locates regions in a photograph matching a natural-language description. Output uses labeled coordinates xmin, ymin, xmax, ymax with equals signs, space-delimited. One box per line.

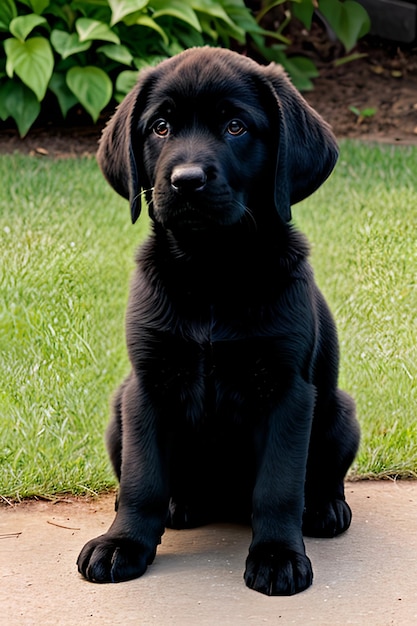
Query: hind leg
xmin=303 ymin=389 xmax=360 ymax=538
xmin=105 ymin=375 xmax=131 ymax=509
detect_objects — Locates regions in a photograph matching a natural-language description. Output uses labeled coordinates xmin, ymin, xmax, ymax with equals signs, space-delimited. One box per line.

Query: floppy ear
xmin=96 ymin=68 xmax=154 ymax=224
xmin=261 ymin=63 xmax=339 ymax=222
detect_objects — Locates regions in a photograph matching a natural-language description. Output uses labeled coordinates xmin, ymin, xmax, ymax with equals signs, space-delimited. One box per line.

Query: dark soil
xmin=1 ymin=35 xmax=416 ymax=158
xmin=303 ymin=35 xmax=417 ymax=145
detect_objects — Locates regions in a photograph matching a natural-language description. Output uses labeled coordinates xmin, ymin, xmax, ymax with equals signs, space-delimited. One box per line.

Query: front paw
xmin=303 ymin=498 xmax=352 ymax=538
xmin=77 ymin=534 xmax=156 ymax=583
xmin=244 ymin=543 xmax=313 ymax=596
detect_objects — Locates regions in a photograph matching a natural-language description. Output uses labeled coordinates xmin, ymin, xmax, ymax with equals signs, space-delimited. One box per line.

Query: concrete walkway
xmin=1 ymin=481 xmax=416 ymax=625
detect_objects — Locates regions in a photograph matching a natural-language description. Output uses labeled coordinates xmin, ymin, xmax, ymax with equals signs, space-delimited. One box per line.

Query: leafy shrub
xmin=0 ymin=0 xmax=370 ymax=136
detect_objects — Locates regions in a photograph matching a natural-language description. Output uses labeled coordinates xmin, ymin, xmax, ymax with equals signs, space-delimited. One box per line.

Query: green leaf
xmin=108 ymin=0 xmax=149 ymax=26
xmin=0 ymin=79 xmax=40 ymax=136
xmin=4 ymin=36 xmax=54 ymax=101
xmin=0 ymin=86 xmax=10 ymax=120
xmin=0 ymin=0 xmax=17 ymax=32
xmin=66 ymin=66 xmax=113 ymax=122
xmin=349 ymin=105 xmax=377 ymax=119
xmin=249 ymin=33 xmax=286 ymax=65
xmin=115 ymin=69 xmax=139 ymax=96
xmin=75 ymin=17 xmax=120 ymax=44
xmin=49 ymin=72 xmax=78 ymax=117
xmin=281 ymin=55 xmax=319 ymax=91
xmin=152 ymin=0 xmax=201 ymax=33
xmin=46 ymin=3 xmax=76 ymax=28
xmin=198 ymin=9 xmax=245 ymax=43
xmin=217 ymin=1 xmax=287 ymax=43
xmin=135 ymin=15 xmax=169 ymax=45
xmin=318 ymin=0 xmax=371 ymax=52
xmin=334 ymin=52 xmax=368 ymax=67
xmin=18 ymin=0 xmax=50 ymax=13
xmin=345 ymin=0 xmax=371 ymax=40
xmin=97 ymin=44 xmax=134 ymax=66
xmin=292 ymin=0 xmax=315 ymax=30
xmin=246 ymin=21 xmax=290 ymax=44
xmin=349 ymin=105 xmax=360 ymax=117
xmin=133 ymin=54 xmax=167 ymax=70
xmin=221 ymin=1 xmax=259 ymax=30
xmin=9 ymin=14 xmax=47 ymax=42
xmin=199 ymin=18 xmax=220 ymax=41
xmin=166 ymin=24 xmax=204 ymax=49
xmin=361 ymin=107 xmax=377 ymax=117
xmin=192 ymin=0 xmax=239 ymax=26
xmin=255 ymin=0 xmax=287 ymax=24
xmin=51 ymin=29 xmax=91 ymax=59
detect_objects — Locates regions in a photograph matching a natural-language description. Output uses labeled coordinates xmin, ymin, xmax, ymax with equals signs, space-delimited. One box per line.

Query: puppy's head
xmin=98 ymin=47 xmax=338 ymax=227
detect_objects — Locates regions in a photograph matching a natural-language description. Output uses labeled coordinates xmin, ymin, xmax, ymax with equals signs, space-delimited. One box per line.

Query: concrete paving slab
xmin=1 ymin=481 xmax=416 ymax=625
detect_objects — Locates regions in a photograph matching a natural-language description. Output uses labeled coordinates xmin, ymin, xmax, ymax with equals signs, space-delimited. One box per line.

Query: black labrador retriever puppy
xmin=77 ymin=47 xmax=360 ymax=596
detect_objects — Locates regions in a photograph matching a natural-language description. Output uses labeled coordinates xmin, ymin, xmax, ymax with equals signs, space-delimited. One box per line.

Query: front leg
xmin=244 ymin=377 xmax=315 ymax=596
xmin=77 ymin=374 xmax=169 ymax=583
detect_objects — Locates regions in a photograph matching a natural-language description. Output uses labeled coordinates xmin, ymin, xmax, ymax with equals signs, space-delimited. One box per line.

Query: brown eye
xmin=153 ymin=119 xmax=170 ymax=137
xmin=226 ymin=119 xmax=246 ymax=136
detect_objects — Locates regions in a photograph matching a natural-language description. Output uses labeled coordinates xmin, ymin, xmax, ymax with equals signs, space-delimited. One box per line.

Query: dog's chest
xmin=151 ymin=302 xmax=305 ymax=422
xmin=177 ymin=293 xmax=299 ymax=345
xmin=158 ymin=326 xmax=298 ymax=426
xmin=132 ymin=242 xmax=315 ymax=422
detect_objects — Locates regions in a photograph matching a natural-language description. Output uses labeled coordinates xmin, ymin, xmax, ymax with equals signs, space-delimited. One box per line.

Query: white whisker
xmin=132 ymin=187 xmax=154 ymax=205
xmin=234 ymin=201 xmax=257 ymax=231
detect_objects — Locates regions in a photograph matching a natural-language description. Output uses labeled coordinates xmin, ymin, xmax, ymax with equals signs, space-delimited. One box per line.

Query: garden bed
xmin=0 ymin=36 xmax=416 ymax=157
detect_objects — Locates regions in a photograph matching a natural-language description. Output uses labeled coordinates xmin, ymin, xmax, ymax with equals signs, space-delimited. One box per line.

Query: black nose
xmin=171 ymin=165 xmax=207 ymax=193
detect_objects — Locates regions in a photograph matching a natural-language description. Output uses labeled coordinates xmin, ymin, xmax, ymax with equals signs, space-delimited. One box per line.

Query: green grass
xmin=295 ymin=142 xmax=417 ymax=479
xmin=0 ymin=141 xmax=416 ymax=499
xmin=0 ymin=155 xmax=147 ymax=499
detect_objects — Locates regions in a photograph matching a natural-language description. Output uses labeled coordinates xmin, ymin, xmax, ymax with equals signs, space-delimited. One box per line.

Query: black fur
xmin=77 ymin=47 xmax=360 ymax=595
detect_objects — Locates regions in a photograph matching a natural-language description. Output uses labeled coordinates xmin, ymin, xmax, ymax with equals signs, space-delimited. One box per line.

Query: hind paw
xmin=303 ymin=498 xmax=352 ymax=538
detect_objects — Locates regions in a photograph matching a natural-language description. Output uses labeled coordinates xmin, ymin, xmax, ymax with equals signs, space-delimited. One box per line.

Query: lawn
xmin=1 ymin=141 xmax=416 ymax=500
